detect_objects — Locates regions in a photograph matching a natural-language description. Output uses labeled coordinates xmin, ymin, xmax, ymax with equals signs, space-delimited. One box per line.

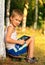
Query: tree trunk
xmin=34 ymin=0 xmax=38 ymax=29
xmin=6 ymin=0 xmax=11 ymax=27
xmin=43 ymin=20 xmax=45 ymax=34
xmin=22 ymin=1 xmax=29 ymax=31
xmin=39 ymin=0 xmax=43 ymax=5
xmin=43 ymin=3 xmax=45 ymax=34
xmin=0 ymin=0 xmax=6 ymax=59
xmin=42 ymin=3 xmax=45 ymax=34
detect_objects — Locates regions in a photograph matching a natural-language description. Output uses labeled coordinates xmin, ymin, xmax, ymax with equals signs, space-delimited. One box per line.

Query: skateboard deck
xmin=7 ymin=53 xmax=26 ymax=61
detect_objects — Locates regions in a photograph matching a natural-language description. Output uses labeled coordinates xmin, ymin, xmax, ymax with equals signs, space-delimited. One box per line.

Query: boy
xmin=5 ymin=9 xmax=37 ymax=63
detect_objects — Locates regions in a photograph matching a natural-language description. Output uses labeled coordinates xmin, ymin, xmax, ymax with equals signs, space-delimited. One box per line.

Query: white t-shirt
xmin=4 ymin=25 xmax=17 ymax=50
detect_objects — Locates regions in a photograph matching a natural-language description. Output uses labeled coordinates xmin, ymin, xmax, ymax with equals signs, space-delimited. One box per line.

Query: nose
xmin=17 ymin=21 xmax=20 ymax=25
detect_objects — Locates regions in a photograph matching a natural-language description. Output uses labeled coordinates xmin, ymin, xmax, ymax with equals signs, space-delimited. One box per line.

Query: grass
xmin=0 ymin=27 xmax=45 ymax=65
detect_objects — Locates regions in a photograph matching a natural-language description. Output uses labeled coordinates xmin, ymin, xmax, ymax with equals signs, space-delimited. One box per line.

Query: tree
xmin=0 ymin=0 xmax=6 ymax=59
xmin=6 ymin=0 xmax=11 ymax=27
xmin=22 ymin=0 xmax=29 ymax=31
xmin=42 ymin=2 xmax=45 ymax=34
xmin=34 ymin=0 xmax=38 ymax=29
xmin=39 ymin=0 xmax=45 ymax=34
xmin=39 ymin=0 xmax=43 ymax=5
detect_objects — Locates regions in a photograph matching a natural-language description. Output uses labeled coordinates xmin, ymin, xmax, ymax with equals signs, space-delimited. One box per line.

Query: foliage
xmin=10 ymin=0 xmax=25 ymax=13
xmin=38 ymin=2 xmax=45 ymax=29
xmin=5 ymin=0 xmax=36 ymax=27
xmin=25 ymin=0 xmax=36 ymax=26
xmin=5 ymin=0 xmax=44 ymax=28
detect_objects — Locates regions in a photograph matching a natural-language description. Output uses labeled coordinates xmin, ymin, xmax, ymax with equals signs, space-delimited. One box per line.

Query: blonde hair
xmin=10 ymin=9 xmax=23 ymax=18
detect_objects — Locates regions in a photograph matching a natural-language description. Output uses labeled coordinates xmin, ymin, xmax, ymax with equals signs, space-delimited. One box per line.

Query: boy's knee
xmin=30 ymin=37 xmax=35 ymax=42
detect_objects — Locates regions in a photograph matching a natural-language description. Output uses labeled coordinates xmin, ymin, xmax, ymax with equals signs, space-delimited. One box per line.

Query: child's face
xmin=10 ymin=14 xmax=22 ymax=27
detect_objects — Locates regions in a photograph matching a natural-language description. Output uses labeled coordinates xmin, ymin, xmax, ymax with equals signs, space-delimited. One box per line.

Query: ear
xmin=10 ymin=16 xmax=12 ymax=21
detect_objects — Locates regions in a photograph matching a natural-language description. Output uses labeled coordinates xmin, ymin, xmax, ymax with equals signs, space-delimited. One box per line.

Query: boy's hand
xmin=18 ymin=40 xmax=25 ymax=45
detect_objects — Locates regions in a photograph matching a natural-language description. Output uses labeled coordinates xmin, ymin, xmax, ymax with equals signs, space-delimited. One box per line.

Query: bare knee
xmin=26 ymin=37 xmax=34 ymax=45
xmin=30 ymin=37 xmax=34 ymax=43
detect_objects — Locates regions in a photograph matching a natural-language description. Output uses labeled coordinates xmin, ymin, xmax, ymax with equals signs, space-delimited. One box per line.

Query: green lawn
xmin=0 ymin=27 xmax=45 ymax=65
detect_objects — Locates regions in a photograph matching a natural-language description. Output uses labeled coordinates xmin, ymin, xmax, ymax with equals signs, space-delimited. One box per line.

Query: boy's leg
xmin=26 ymin=37 xmax=34 ymax=58
xmin=26 ymin=37 xmax=38 ymax=63
xmin=18 ymin=35 xmax=34 ymax=58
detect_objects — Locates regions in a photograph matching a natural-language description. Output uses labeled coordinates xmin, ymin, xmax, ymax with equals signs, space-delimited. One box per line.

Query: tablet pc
xmin=18 ymin=35 xmax=30 ymax=41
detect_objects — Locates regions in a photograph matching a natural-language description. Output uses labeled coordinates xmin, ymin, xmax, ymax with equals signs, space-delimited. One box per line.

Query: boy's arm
xmin=5 ymin=26 xmax=25 ymax=45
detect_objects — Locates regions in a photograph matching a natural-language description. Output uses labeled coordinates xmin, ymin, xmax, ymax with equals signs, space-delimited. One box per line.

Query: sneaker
xmin=26 ymin=57 xmax=38 ymax=64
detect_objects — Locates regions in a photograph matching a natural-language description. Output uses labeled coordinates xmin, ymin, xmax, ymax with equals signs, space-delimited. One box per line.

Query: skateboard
xmin=6 ymin=53 xmax=26 ymax=61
